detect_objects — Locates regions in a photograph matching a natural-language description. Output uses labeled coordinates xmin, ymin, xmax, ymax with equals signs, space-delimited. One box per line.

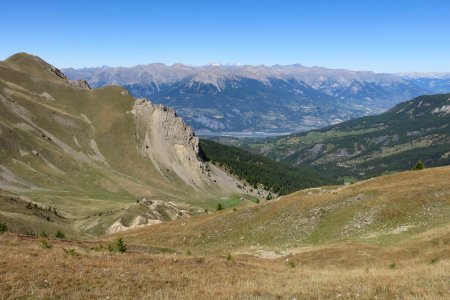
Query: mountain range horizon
xmin=58 ymin=53 xmax=450 ymax=135
xmin=63 ymin=61 xmax=450 ymax=76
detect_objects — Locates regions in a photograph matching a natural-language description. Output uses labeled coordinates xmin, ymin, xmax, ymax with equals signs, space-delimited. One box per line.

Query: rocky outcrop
xmin=50 ymin=65 xmax=91 ymax=89
xmin=106 ymin=198 xmax=202 ymax=234
xmin=67 ymin=79 xmax=91 ymax=89
xmin=132 ymin=99 xmax=212 ymax=188
xmin=49 ymin=66 xmax=67 ymax=79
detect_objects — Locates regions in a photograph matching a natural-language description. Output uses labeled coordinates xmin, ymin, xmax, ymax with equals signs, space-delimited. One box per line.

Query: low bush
xmin=109 ymin=238 xmax=127 ymax=253
xmin=0 ymin=222 xmax=7 ymax=234
xmin=40 ymin=239 xmax=52 ymax=249
xmin=55 ymin=230 xmax=65 ymax=239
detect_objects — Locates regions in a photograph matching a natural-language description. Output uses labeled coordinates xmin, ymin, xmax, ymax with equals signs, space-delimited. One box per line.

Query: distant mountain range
xmin=63 ymin=64 xmax=450 ymax=134
xmin=212 ymin=93 xmax=450 ymax=180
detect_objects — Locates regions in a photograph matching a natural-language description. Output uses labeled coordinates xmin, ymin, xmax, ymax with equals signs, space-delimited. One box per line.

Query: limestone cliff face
xmin=132 ymin=99 xmax=211 ymax=188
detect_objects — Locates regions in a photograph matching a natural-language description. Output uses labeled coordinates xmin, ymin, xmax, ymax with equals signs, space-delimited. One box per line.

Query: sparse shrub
xmin=40 ymin=230 xmax=48 ymax=238
xmin=40 ymin=239 xmax=52 ymax=249
xmin=186 ymin=250 xmax=192 ymax=256
xmin=412 ymin=160 xmax=425 ymax=170
xmin=116 ymin=239 xmax=127 ymax=253
xmin=430 ymin=257 xmax=439 ymax=264
xmin=55 ymin=230 xmax=65 ymax=239
xmin=233 ymin=208 xmax=237 ymax=211
xmin=217 ymin=203 xmax=224 ymax=211
xmin=204 ymin=209 xmax=208 ymax=214
xmin=256 ymin=199 xmax=260 ymax=204
xmin=0 ymin=222 xmax=7 ymax=234
xmin=389 ymin=262 xmax=397 ymax=269
xmin=109 ymin=237 xmax=127 ymax=253
xmin=266 ymin=193 xmax=273 ymax=200
xmin=63 ymin=248 xmax=78 ymax=256
xmin=288 ymin=260 xmax=296 ymax=268
xmin=226 ymin=253 xmax=233 ymax=261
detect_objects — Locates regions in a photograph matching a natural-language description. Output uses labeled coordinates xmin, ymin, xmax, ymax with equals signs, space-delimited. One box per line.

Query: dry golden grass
xmin=121 ymin=166 xmax=450 ymax=254
xmin=1 ymin=167 xmax=449 ymax=299
xmin=1 ymin=233 xmax=449 ymax=299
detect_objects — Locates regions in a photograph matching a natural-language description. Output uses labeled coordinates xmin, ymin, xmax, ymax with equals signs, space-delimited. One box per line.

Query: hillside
xmin=63 ymin=64 xmax=434 ymax=134
xmin=217 ymin=93 xmax=450 ymax=180
xmin=200 ymin=139 xmax=336 ymax=195
xmin=0 ymin=53 xmax=257 ymax=236
xmin=2 ymin=166 xmax=449 ymax=298
xmin=124 ymin=165 xmax=450 ymax=252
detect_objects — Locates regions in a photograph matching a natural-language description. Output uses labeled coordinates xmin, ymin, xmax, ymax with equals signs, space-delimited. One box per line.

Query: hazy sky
xmin=1 ymin=0 xmax=449 ymax=72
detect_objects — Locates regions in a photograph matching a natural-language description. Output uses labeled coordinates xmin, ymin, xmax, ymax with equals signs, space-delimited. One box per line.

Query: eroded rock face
xmin=49 ymin=66 xmax=67 ymax=80
xmin=133 ymin=99 xmax=211 ymax=188
xmin=68 ymin=79 xmax=91 ymax=89
xmin=50 ymin=65 xmax=91 ymax=89
xmin=106 ymin=198 xmax=202 ymax=234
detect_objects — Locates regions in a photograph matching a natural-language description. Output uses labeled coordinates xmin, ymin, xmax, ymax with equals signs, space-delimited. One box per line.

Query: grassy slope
xmin=1 ymin=166 xmax=449 ymax=299
xmin=0 ymin=53 xmax=251 ymax=236
xmin=124 ymin=166 xmax=450 ymax=253
xmin=0 ymin=233 xmax=448 ymax=299
xmin=200 ymin=139 xmax=336 ymax=195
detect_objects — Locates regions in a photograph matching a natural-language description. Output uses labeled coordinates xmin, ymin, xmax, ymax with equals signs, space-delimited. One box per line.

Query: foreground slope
xmin=0 ymin=53 xmax=251 ymax=236
xmin=125 ymin=166 xmax=450 ymax=252
xmin=221 ymin=93 xmax=450 ymax=179
xmin=1 ymin=166 xmax=449 ymax=299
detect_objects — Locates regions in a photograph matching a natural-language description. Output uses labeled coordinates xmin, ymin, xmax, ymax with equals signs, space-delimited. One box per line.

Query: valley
xmin=211 ymin=93 xmax=450 ymax=181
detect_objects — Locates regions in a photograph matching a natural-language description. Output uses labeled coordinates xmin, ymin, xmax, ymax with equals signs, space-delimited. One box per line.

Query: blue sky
xmin=1 ymin=0 xmax=449 ymax=72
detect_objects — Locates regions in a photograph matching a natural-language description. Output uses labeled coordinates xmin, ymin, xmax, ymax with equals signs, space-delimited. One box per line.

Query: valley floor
xmin=1 ymin=233 xmax=449 ymax=299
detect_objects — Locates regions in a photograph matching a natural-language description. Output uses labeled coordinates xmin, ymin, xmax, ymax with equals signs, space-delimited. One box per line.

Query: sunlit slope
xmin=1 ymin=166 xmax=449 ymax=299
xmin=125 ymin=166 xmax=450 ymax=254
xmin=0 ymin=53 xmax=248 ymax=235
